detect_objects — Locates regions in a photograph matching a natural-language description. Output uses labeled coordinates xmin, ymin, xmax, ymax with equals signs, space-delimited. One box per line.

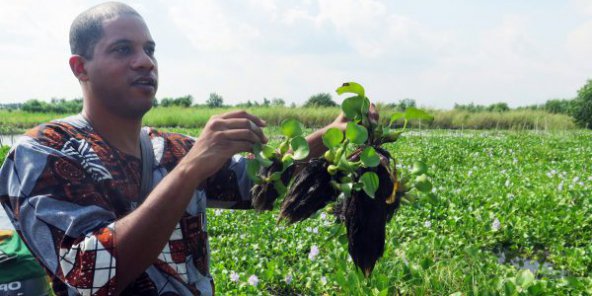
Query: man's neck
xmin=82 ymin=107 xmax=142 ymax=158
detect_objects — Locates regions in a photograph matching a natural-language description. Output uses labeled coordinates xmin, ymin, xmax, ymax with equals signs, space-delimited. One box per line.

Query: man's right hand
xmin=180 ymin=110 xmax=268 ymax=185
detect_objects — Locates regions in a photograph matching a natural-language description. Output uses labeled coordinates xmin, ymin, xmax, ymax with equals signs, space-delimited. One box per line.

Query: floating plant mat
xmin=246 ymin=82 xmax=436 ymax=277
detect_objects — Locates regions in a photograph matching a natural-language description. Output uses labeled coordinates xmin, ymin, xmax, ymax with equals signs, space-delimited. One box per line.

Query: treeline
xmin=2 ymin=79 xmax=591 ymax=129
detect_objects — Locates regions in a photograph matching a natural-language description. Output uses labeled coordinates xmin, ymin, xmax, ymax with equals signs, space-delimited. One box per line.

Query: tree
xmin=271 ymin=98 xmax=285 ymax=107
xmin=304 ymin=93 xmax=337 ymax=107
xmin=262 ymin=97 xmax=271 ymax=107
xmin=175 ymin=95 xmax=193 ymax=107
xmin=574 ymin=79 xmax=592 ymax=129
xmin=486 ymin=102 xmax=510 ymax=113
xmin=206 ymin=93 xmax=224 ymax=108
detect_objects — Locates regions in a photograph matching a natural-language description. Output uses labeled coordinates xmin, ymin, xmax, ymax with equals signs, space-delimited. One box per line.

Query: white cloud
xmin=167 ymin=1 xmax=261 ymax=52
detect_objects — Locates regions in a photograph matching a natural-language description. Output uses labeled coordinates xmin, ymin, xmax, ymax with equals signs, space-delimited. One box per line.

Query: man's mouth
xmin=132 ymin=77 xmax=157 ymax=89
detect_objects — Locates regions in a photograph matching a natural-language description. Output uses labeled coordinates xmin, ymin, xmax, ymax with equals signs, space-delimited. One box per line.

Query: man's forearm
xmin=113 ymin=161 xmax=205 ymax=294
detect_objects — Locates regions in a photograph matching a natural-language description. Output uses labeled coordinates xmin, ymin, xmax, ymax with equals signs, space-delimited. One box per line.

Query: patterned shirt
xmin=0 ymin=115 xmax=253 ymax=295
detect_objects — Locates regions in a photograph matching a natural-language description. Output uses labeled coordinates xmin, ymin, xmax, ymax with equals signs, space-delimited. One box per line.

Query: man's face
xmin=84 ymin=15 xmax=158 ymax=119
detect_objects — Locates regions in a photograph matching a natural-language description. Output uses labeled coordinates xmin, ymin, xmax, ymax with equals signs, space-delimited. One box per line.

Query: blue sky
xmin=1 ymin=0 xmax=591 ymax=109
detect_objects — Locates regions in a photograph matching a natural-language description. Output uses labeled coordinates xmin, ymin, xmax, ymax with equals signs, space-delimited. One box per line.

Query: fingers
xmin=220 ymin=129 xmax=266 ymax=145
xmin=219 ymin=110 xmax=267 ymax=127
xmin=218 ymin=118 xmax=268 ymax=143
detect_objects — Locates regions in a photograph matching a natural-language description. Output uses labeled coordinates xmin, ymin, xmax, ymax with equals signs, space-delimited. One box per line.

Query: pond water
xmin=495 ymin=248 xmax=568 ymax=278
xmin=0 ymin=134 xmax=23 ymax=147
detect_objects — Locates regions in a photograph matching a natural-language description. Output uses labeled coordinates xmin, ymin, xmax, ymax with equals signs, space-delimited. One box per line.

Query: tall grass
xmin=427 ymin=109 xmax=576 ymax=130
xmin=0 ymin=107 xmax=577 ymax=132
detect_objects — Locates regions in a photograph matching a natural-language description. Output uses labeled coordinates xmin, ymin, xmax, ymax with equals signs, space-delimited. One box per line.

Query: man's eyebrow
xmin=108 ymin=39 xmax=156 ymax=47
xmin=108 ymin=39 xmax=132 ymax=47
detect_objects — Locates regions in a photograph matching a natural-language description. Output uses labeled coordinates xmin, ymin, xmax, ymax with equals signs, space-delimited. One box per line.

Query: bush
xmin=304 ymin=93 xmax=337 ymax=107
xmin=573 ymin=79 xmax=592 ymax=129
xmin=206 ymin=93 xmax=224 ymax=108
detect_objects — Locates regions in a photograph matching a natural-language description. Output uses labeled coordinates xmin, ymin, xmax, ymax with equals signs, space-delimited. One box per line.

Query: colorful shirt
xmin=0 ymin=114 xmax=253 ymax=295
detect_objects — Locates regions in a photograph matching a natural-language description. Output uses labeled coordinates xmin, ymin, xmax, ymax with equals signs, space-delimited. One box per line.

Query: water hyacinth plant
xmin=248 ymin=81 xmax=435 ymax=277
xmin=247 ymin=118 xmax=310 ymax=211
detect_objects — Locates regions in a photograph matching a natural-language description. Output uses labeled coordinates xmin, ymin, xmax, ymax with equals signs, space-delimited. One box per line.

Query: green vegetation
xmin=0 ymin=107 xmax=577 ymax=134
xmin=206 ymin=129 xmax=592 ymax=295
xmin=1 ymin=126 xmax=590 ymax=294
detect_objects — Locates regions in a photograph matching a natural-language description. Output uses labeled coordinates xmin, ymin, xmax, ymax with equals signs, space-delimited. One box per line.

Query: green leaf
xmin=280 ymin=118 xmax=303 ymax=138
xmin=360 ymin=171 xmax=379 ymax=198
xmin=516 ymin=269 xmax=535 ymax=288
xmin=345 ymin=122 xmax=368 ymax=144
xmin=411 ymin=161 xmax=428 ymax=175
xmin=342 ymin=96 xmax=364 ymax=120
xmin=269 ymin=171 xmax=282 ymax=181
xmin=281 ymin=154 xmax=294 ymax=171
xmin=260 ymin=144 xmax=276 ymax=159
xmin=336 ymin=82 xmax=365 ymax=98
xmin=414 ymin=174 xmax=432 ymax=193
xmin=389 ymin=112 xmax=405 ymax=126
xmin=322 ymin=127 xmax=344 ymax=149
xmin=404 ymin=107 xmax=433 ymax=121
xmin=339 ymin=182 xmax=353 ymax=197
xmin=360 ymin=147 xmax=380 ymax=167
xmin=258 ymin=156 xmax=273 ymax=168
xmin=246 ymin=159 xmax=261 ymax=182
xmin=290 ymin=136 xmax=309 ymax=160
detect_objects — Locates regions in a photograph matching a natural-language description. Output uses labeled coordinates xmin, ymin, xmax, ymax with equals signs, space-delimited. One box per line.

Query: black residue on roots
xmin=251 ymin=158 xmax=294 ymax=211
xmin=335 ymin=148 xmax=403 ymax=277
xmin=279 ymin=158 xmax=339 ymax=224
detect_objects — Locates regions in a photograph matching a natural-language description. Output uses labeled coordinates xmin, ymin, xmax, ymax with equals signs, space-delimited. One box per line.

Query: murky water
xmin=0 ymin=134 xmax=22 ymax=147
xmin=495 ymin=249 xmax=568 ymax=278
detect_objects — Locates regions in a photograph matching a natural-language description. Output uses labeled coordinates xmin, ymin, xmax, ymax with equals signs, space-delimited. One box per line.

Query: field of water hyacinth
xmin=1 ymin=129 xmax=591 ymax=295
xmin=202 ymin=129 xmax=592 ymax=295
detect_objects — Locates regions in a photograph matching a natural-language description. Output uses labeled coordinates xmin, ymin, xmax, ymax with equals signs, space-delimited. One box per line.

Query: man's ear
xmin=69 ymin=55 xmax=89 ymax=81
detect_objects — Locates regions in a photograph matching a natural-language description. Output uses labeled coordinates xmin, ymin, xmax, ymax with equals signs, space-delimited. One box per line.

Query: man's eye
xmin=145 ymin=47 xmax=155 ymax=56
xmin=114 ymin=46 xmax=131 ymax=54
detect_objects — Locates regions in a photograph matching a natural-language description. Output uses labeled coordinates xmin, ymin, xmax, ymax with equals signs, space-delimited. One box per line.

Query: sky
xmin=1 ymin=0 xmax=591 ymax=109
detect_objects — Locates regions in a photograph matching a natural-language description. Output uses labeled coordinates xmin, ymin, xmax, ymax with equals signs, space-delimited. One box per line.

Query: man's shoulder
xmin=22 ymin=115 xmax=89 ymax=150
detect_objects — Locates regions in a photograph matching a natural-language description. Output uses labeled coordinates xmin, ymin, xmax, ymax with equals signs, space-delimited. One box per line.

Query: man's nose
xmin=131 ymin=51 xmax=156 ymax=70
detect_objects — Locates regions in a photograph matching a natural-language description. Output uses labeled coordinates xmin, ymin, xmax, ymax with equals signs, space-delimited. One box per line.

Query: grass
xmin=0 ymin=107 xmax=578 ymax=134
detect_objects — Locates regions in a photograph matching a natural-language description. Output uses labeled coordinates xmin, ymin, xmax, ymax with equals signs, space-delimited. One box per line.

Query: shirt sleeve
xmin=204 ymin=154 xmax=254 ymax=209
xmin=0 ymin=138 xmax=119 ymax=296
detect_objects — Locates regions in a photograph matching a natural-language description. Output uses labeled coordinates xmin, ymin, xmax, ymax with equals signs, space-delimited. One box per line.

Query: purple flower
xmin=230 ymin=271 xmax=239 ymax=282
xmin=309 ymin=245 xmax=320 ymax=261
xmin=285 ymin=274 xmax=293 ymax=285
xmin=492 ymin=218 xmax=501 ymax=231
xmin=248 ymin=275 xmax=259 ymax=287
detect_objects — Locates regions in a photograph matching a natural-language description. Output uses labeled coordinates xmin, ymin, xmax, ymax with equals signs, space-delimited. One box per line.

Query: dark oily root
xmin=345 ymin=187 xmax=387 ymax=277
xmin=345 ymin=148 xmax=402 ymax=277
xmin=279 ymin=158 xmax=339 ymax=224
xmin=334 ymin=147 xmax=402 ymax=223
xmin=251 ymin=158 xmax=294 ymax=211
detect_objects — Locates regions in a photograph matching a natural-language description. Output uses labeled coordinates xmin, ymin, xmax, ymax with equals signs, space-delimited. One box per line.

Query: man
xmin=0 ymin=2 xmax=358 ymax=295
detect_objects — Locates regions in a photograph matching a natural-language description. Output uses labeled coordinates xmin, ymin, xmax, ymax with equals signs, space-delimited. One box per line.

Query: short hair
xmin=69 ymin=2 xmax=142 ymax=59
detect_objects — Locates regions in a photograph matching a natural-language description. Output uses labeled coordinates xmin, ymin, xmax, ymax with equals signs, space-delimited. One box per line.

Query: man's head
xmin=70 ymin=2 xmax=140 ymax=60
xmin=69 ymin=2 xmax=158 ymax=120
